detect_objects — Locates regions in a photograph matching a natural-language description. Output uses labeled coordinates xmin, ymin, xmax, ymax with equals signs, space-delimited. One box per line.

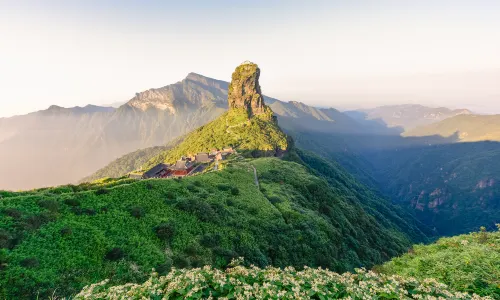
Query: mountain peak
xmin=185 ymin=72 xmax=207 ymax=82
xmin=227 ymin=61 xmax=267 ymax=116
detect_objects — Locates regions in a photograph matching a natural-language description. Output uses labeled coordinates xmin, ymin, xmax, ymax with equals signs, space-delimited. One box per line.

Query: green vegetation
xmin=142 ymin=108 xmax=289 ymax=169
xmin=368 ymin=141 xmax=500 ymax=235
xmin=81 ymin=146 xmax=171 ymax=183
xmin=380 ymin=227 xmax=500 ymax=298
xmin=75 ymin=259 xmax=490 ymax=299
xmin=282 ymin=124 xmax=500 ymax=237
xmin=288 ymin=148 xmax=432 ymax=242
xmin=0 ymin=156 xmax=424 ymax=298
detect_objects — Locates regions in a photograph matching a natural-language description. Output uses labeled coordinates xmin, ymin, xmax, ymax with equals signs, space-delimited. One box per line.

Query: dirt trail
xmin=251 ymin=165 xmax=259 ymax=188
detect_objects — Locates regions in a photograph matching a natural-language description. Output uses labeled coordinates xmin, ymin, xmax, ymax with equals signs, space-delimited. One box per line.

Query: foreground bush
xmin=380 ymin=228 xmax=500 ymax=298
xmin=75 ymin=259 xmax=489 ymax=299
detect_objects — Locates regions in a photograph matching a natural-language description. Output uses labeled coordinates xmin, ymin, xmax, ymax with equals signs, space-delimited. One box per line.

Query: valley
xmin=3 ymin=2 xmax=500 ymax=299
xmin=0 ymin=62 xmax=499 ymax=299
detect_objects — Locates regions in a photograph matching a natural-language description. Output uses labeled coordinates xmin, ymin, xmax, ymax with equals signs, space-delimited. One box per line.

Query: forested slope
xmin=0 ymin=156 xmax=425 ymax=298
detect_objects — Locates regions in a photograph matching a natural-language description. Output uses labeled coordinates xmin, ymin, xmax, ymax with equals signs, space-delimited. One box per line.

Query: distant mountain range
xmin=0 ymin=74 xmax=229 ymax=190
xmin=0 ymin=62 xmax=431 ymax=299
xmin=0 ymin=73 xmax=378 ymax=190
xmin=404 ymin=114 xmax=500 ymax=142
xmin=0 ymin=72 xmax=494 ymax=192
xmin=346 ymin=104 xmax=472 ymax=132
xmin=2 ymin=63 xmax=499 ymax=299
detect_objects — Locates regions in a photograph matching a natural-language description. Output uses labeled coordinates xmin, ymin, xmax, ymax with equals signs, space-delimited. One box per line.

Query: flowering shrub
xmin=75 ymin=259 xmax=490 ymax=299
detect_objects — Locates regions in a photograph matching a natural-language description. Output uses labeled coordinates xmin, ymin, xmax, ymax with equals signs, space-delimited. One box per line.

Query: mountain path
xmin=225 ymin=117 xmax=249 ymax=137
xmin=251 ymin=165 xmax=259 ymax=188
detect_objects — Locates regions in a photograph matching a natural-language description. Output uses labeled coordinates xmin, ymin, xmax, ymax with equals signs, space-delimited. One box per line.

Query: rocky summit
xmin=227 ymin=61 xmax=267 ymax=116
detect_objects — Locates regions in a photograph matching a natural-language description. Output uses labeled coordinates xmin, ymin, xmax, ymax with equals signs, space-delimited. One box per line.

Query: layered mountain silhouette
xmin=0 ymin=74 xmax=229 ymax=190
xmin=0 ymin=70 xmax=491 ymax=193
xmin=0 ymin=71 xmax=372 ymax=190
xmin=404 ymin=114 xmax=500 ymax=141
xmin=346 ymin=104 xmax=472 ymax=132
xmin=0 ymin=62 xmax=431 ymax=299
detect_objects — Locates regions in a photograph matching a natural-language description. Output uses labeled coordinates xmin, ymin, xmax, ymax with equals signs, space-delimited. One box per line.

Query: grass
xmin=379 ymin=227 xmax=500 ymax=298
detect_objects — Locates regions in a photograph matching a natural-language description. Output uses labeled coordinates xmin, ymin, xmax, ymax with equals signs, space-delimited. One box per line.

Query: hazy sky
xmin=1 ymin=0 xmax=499 ymax=117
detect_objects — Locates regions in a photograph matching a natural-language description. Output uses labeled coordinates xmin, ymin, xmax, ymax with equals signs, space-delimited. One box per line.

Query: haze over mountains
xmin=0 ymin=74 xmax=230 ymax=190
xmin=1 ymin=62 xmax=499 ymax=299
xmin=1 ymin=70 xmax=500 ymax=236
xmin=0 ymin=61 xmax=432 ymax=298
xmin=346 ymin=104 xmax=472 ymax=132
xmin=0 ymin=70 xmax=496 ymax=191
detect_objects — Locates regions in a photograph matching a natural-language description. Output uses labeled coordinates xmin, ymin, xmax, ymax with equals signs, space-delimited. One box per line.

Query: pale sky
xmin=1 ymin=0 xmax=500 ymax=117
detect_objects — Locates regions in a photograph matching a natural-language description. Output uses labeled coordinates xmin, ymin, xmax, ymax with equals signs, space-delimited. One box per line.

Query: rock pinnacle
xmin=227 ymin=61 xmax=267 ymax=116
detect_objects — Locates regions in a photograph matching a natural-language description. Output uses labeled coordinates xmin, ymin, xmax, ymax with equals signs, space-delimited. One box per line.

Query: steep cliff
xmin=227 ymin=61 xmax=269 ymax=116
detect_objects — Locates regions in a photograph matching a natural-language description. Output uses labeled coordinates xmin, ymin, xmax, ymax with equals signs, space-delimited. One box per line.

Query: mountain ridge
xmin=346 ymin=104 xmax=473 ymax=132
xmin=0 ymin=62 xmax=429 ymax=299
xmin=404 ymin=114 xmax=500 ymax=142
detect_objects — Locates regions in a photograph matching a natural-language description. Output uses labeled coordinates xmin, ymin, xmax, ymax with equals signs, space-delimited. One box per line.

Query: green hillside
xmin=380 ymin=227 xmax=500 ymax=298
xmin=368 ymin=141 xmax=500 ymax=235
xmin=72 ymin=228 xmax=500 ymax=299
xmin=0 ymin=154 xmax=425 ymax=298
xmin=141 ymin=107 xmax=288 ymax=170
xmin=276 ymin=120 xmax=500 ymax=237
xmin=81 ymin=146 xmax=169 ymax=183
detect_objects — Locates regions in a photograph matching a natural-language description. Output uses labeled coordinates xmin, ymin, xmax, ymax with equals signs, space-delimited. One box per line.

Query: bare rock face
xmin=228 ymin=61 xmax=267 ymax=116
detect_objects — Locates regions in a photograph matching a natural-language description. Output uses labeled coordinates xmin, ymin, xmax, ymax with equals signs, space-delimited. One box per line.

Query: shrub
xmin=75 ymin=264 xmax=489 ymax=299
xmin=478 ymin=226 xmax=488 ymax=244
xmin=129 ymin=206 xmax=146 ymax=219
xmin=186 ymin=184 xmax=198 ymax=192
xmin=60 ymin=227 xmax=72 ymax=236
xmin=231 ymin=187 xmax=240 ymax=196
xmin=184 ymin=243 xmax=201 ymax=256
xmin=267 ymin=196 xmax=282 ymax=205
xmin=175 ymin=198 xmax=216 ymax=222
xmin=64 ymin=198 xmax=81 ymax=207
xmin=24 ymin=213 xmax=53 ymax=230
xmin=0 ymin=249 xmax=7 ymax=270
xmin=105 ymin=248 xmax=124 ymax=261
xmin=381 ymin=230 xmax=500 ymax=298
xmin=154 ymin=222 xmax=176 ymax=241
xmin=200 ymin=233 xmax=221 ymax=248
xmin=146 ymin=183 xmax=154 ymax=190
xmin=38 ymin=199 xmax=60 ymax=213
xmin=72 ymin=208 xmax=96 ymax=216
xmin=165 ymin=191 xmax=176 ymax=200
xmin=319 ymin=202 xmax=333 ymax=215
xmin=217 ymin=184 xmax=231 ymax=191
xmin=0 ymin=230 xmax=10 ymax=248
xmin=20 ymin=257 xmax=39 ymax=268
xmin=214 ymin=247 xmax=238 ymax=264
xmin=95 ymin=188 xmax=110 ymax=196
xmin=172 ymin=255 xmax=190 ymax=269
xmin=68 ymin=184 xmax=81 ymax=193
xmin=3 ymin=208 xmax=22 ymax=219
xmin=155 ymin=258 xmax=173 ymax=275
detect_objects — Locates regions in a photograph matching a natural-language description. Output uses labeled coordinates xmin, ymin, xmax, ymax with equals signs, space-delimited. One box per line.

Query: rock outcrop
xmin=227 ymin=61 xmax=267 ymax=116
